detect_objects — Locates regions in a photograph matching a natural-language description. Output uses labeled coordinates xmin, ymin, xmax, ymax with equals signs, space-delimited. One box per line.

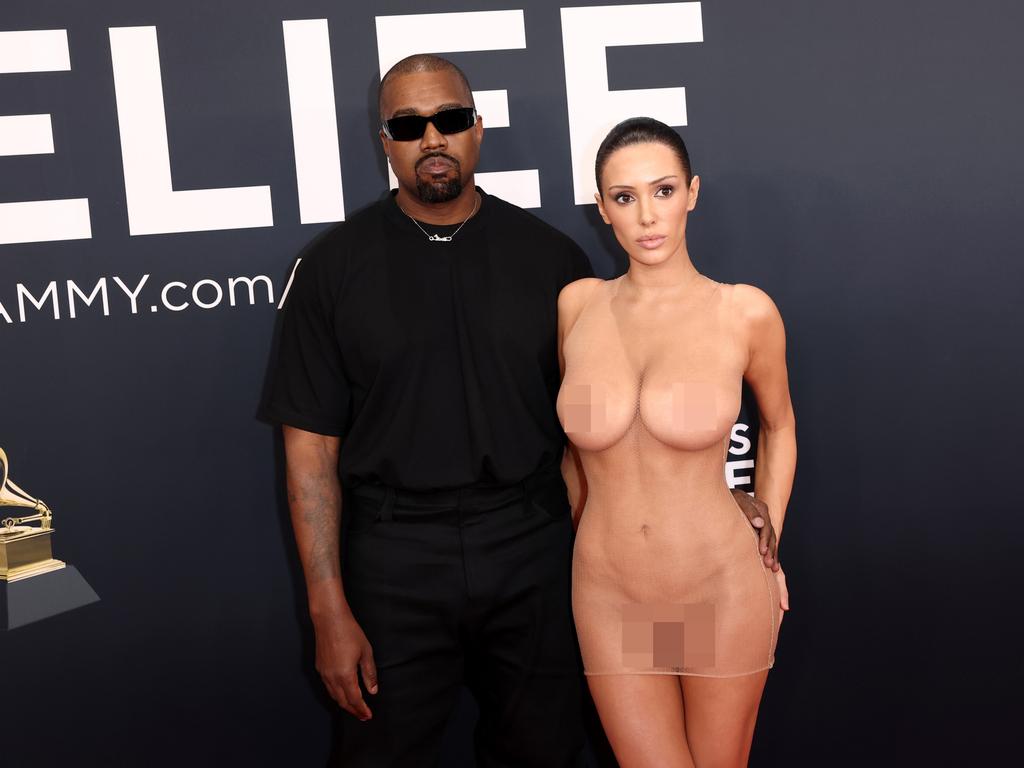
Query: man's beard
xmin=416 ymin=176 xmax=462 ymax=203
xmin=415 ymin=154 xmax=463 ymax=203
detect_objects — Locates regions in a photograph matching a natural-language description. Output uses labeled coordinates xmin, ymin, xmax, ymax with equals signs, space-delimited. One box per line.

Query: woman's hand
xmin=775 ymin=566 xmax=790 ymax=621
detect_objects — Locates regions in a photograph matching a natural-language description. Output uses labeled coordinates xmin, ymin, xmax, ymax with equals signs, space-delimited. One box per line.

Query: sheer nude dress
xmin=558 ymin=277 xmax=780 ymax=677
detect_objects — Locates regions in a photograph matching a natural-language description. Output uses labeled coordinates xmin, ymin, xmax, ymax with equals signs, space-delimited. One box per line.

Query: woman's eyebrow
xmin=607 ymin=175 xmax=678 ymax=192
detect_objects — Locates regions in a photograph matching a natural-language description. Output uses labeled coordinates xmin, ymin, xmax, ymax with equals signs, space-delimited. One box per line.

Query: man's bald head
xmin=378 ymin=54 xmax=474 ymax=119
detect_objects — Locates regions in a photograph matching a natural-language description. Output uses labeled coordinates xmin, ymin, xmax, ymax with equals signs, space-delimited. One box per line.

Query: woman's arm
xmin=562 ymin=443 xmax=588 ymax=529
xmin=738 ymin=285 xmax=797 ymax=544
xmin=557 ymin=279 xmax=600 ymax=526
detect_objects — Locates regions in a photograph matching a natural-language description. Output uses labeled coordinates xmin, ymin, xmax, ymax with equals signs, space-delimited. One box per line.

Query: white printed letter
xmin=725 ymin=459 xmax=755 ymax=490
xmin=729 ymin=423 xmax=752 ymax=456
xmin=0 ymin=30 xmax=92 ymax=245
xmin=112 ymin=275 xmax=150 ymax=314
xmin=67 ymin=278 xmax=110 ymax=318
xmin=560 ymin=2 xmax=703 ymax=204
xmin=108 ymin=26 xmax=273 ymax=236
xmin=283 ymin=20 xmax=345 ymax=223
xmin=160 ymin=281 xmax=189 ymax=312
xmin=17 ymin=281 xmax=60 ymax=321
xmin=228 ymin=275 xmax=274 ymax=306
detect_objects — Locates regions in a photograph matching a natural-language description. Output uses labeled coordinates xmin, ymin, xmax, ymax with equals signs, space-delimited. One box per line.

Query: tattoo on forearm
xmin=289 ymin=472 xmax=341 ymax=583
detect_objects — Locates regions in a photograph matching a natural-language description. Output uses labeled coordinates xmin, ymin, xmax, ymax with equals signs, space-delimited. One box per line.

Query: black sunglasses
xmin=382 ymin=107 xmax=478 ymax=141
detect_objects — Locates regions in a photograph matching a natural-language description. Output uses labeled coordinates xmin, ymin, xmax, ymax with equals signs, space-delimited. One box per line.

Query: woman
xmin=558 ymin=117 xmax=795 ymax=767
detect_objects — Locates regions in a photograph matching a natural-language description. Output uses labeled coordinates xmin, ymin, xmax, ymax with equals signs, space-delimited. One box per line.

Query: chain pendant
xmin=399 ymin=192 xmax=480 ymax=243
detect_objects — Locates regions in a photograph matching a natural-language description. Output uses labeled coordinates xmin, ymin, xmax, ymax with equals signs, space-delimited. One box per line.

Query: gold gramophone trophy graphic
xmin=1 ymin=447 xmax=64 ymax=580
xmin=0 ymin=445 xmax=98 ymax=630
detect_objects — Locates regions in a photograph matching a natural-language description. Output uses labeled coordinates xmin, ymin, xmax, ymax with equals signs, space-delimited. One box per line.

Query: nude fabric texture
xmin=558 ymin=278 xmax=780 ymax=677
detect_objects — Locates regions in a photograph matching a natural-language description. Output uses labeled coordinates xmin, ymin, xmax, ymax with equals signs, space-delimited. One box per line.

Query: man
xmin=263 ymin=54 xmax=778 ymax=767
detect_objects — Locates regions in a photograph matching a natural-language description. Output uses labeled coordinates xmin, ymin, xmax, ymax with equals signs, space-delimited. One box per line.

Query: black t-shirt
xmin=262 ymin=188 xmax=594 ymax=491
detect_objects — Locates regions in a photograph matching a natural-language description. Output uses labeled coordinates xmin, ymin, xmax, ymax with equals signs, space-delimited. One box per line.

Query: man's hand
xmin=730 ymin=489 xmax=780 ymax=571
xmin=314 ymin=610 xmax=379 ymax=721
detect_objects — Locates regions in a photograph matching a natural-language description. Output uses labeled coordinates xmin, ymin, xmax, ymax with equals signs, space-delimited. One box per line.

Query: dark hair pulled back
xmin=594 ymin=117 xmax=692 ymax=193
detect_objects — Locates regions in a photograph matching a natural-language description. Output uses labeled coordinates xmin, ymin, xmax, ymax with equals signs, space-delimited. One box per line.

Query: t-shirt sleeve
xmin=261 ymin=248 xmax=350 ymax=437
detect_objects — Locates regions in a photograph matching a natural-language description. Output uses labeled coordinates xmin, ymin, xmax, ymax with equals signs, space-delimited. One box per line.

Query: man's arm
xmin=283 ymin=425 xmax=377 ymax=720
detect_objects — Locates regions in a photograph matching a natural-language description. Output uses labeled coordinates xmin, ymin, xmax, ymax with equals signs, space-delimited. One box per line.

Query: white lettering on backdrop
xmin=560 ymin=2 xmax=703 ymax=204
xmin=0 ymin=29 xmax=92 ymax=245
xmin=0 ymin=4 xmax=704 ymax=243
xmin=108 ymin=26 xmax=274 ymax=236
xmin=282 ymin=19 xmax=346 ymax=224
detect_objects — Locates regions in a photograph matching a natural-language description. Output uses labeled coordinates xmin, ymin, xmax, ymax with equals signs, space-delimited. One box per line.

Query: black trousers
xmin=330 ymin=472 xmax=585 ymax=768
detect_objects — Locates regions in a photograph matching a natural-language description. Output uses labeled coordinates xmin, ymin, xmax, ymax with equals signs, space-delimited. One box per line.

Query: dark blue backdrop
xmin=2 ymin=2 xmax=1021 ymax=765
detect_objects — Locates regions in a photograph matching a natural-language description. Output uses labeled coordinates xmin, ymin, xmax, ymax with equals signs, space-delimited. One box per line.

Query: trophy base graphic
xmin=1 ymin=526 xmax=65 ymax=582
xmin=1 ymin=527 xmax=98 ymax=631
xmin=1 ymin=564 xmax=98 ymax=630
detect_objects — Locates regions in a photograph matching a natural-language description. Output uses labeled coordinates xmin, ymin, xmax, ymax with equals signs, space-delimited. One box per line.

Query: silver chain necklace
xmin=399 ymin=192 xmax=480 ymax=242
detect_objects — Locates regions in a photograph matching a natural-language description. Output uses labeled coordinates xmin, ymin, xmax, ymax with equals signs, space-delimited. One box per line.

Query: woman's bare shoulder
xmin=723 ymin=282 xmax=783 ymax=328
xmin=558 ymin=277 xmax=604 ymax=317
xmin=557 ymin=277 xmax=605 ymax=343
